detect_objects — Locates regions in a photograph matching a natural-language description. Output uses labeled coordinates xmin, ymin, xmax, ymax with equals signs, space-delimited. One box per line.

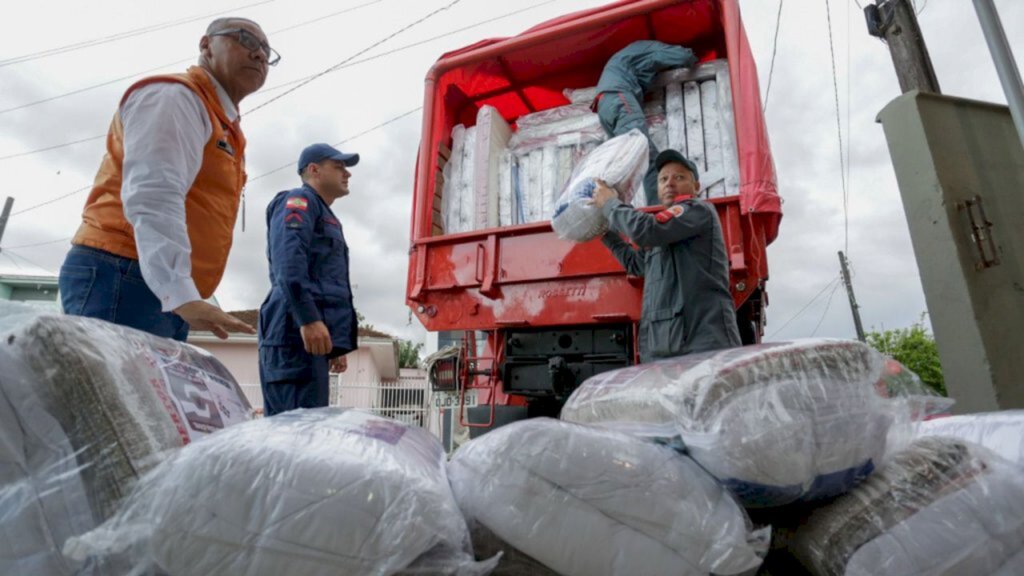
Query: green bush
xmin=866 ymin=315 xmax=946 ymax=396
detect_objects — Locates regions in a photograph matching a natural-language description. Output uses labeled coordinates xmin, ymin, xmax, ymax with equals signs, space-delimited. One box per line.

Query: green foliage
xmin=866 ymin=315 xmax=946 ymax=396
xmin=399 ymin=339 xmax=424 ymax=369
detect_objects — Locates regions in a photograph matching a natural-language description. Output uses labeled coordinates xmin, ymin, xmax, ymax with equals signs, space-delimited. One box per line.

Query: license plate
xmin=432 ymin=390 xmax=479 ymax=409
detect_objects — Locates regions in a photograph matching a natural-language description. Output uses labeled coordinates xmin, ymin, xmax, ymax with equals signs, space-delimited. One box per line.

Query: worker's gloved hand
xmin=300 ymin=321 xmax=333 ymax=356
xmin=174 ymin=300 xmax=256 ymax=339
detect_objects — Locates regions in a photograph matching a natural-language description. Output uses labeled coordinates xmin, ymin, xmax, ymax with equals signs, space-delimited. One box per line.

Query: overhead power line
xmin=246 ymin=0 xmax=465 ymax=115
xmin=249 ymin=0 xmax=558 ymax=103
xmin=0 ymin=0 xmax=274 ymax=69
xmin=824 ymin=0 xmax=850 ymax=255
xmin=2 ymin=236 xmax=73 ymax=250
xmin=9 ymin=106 xmax=421 ymax=217
xmin=0 ymin=0 xmax=553 ymax=163
xmin=0 ymin=0 xmax=384 ymax=117
xmin=770 ymin=276 xmax=839 ymax=338
xmin=763 ymin=0 xmax=784 ymax=112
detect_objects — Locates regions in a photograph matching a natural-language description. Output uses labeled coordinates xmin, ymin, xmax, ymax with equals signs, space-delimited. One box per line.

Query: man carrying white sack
xmin=593 ymin=148 xmax=740 ymax=361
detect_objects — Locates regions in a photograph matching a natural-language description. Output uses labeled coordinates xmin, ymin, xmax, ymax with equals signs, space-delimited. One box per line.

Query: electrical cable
xmin=763 ymin=0 xmax=784 ymax=112
xmin=245 ymin=0 xmax=464 ymax=115
xmin=0 ymin=0 xmax=274 ymax=69
xmin=768 ymin=276 xmax=842 ymax=340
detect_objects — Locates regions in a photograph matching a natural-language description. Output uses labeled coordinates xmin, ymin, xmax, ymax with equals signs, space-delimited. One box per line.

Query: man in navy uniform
xmin=593 ymin=148 xmax=741 ymax=362
xmin=258 ymin=143 xmax=359 ymax=416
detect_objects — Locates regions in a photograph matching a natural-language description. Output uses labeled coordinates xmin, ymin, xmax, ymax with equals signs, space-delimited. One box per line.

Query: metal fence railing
xmin=239 ymin=377 xmax=466 ymax=452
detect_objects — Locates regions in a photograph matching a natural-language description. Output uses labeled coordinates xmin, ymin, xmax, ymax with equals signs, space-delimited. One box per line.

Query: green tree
xmin=866 ymin=315 xmax=946 ymax=396
xmin=399 ymin=339 xmax=424 ymax=369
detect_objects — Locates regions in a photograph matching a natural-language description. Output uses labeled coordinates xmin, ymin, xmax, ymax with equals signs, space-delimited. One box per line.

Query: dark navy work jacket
xmin=258 ymin=184 xmax=357 ymax=357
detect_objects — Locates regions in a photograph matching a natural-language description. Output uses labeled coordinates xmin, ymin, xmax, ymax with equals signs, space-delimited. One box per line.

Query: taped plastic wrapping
xmin=561 ymin=339 xmax=949 ymax=507
xmin=65 ymin=408 xmax=497 ymax=576
xmin=787 ymin=437 xmax=1024 ymax=576
xmin=0 ymin=302 xmax=251 ymax=575
xmin=550 ymin=129 xmax=649 ymax=242
xmin=448 ymin=418 xmax=768 ymax=576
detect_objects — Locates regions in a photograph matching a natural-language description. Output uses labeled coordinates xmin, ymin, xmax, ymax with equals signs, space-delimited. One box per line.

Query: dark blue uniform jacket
xmin=259 ymin=184 xmax=357 ymax=372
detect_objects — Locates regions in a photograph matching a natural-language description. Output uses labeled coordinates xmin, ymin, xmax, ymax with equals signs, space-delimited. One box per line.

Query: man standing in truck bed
xmin=593 ymin=149 xmax=741 ymax=362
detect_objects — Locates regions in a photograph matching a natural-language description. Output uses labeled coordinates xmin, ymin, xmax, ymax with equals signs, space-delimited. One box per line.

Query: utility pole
xmin=865 ymin=0 xmax=940 ymax=94
xmin=972 ymin=0 xmax=1024 ymax=154
xmin=838 ymin=251 xmax=866 ymax=342
xmin=0 ymin=197 xmax=14 ymax=254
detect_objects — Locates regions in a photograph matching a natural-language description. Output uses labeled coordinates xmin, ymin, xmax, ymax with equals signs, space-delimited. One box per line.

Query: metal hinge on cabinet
xmin=957 ymin=194 xmax=1001 ymax=270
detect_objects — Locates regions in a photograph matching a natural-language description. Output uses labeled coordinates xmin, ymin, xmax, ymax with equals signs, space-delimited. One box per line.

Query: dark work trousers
xmin=259 ymin=345 xmax=330 ymax=416
xmin=596 ymin=91 xmax=661 ymax=206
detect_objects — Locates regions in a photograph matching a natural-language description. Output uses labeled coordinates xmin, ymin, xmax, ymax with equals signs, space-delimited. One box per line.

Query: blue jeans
xmin=259 ymin=345 xmax=330 ymax=416
xmin=58 ymin=245 xmax=189 ymax=341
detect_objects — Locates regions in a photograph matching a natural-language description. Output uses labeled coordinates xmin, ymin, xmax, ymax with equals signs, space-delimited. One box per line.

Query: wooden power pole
xmin=865 ymin=0 xmax=941 ymax=94
xmin=0 ymin=197 xmax=14 ymax=253
xmin=838 ymin=251 xmax=866 ymax=342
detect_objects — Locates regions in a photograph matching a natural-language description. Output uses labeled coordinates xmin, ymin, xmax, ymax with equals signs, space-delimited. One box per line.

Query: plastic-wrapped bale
xmin=916 ymin=410 xmax=1024 ymax=467
xmin=550 ymin=129 xmax=650 ymax=242
xmin=448 ymin=417 xmax=768 ymax=576
xmin=0 ymin=302 xmax=252 ymax=574
xmin=471 ymin=105 xmax=512 ymax=230
xmin=561 ymin=339 xmax=948 ymax=507
xmin=787 ymin=437 xmax=1024 ymax=576
xmin=65 ymin=408 xmax=496 ymax=576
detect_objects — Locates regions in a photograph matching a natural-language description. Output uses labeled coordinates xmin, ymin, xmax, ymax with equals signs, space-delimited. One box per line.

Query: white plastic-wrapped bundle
xmin=458 ymin=126 xmax=478 ymax=232
xmin=65 ymin=408 xmax=496 ymax=576
xmin=788 ymin=437 xmax=1024 ymax=576
xmin=448 ymin=418 xmax=768 ymax=576
xmin=916 ymin=410 xmax=1024 ymax=466
xmin=550 ymin=129 xmax=649 ymax=242
xmin=562 ymin=86 xmax=597 ymax=107
xmin=441 ymin=124 xmax=466 ymax=234
xmin=472 ymin=105 xmax=512 ymax=230
xmin=561 ymin=339 xmax=948 ymax=507
xmin=0 ymin=302 xmax=251 ymax=574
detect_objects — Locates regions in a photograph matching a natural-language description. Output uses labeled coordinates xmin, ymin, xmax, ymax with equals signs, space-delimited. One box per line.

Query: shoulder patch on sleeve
xmin=654 ymin=205 xmax=685 ymax=224
xmin=286 ymin=197 xmax=308 ymax=211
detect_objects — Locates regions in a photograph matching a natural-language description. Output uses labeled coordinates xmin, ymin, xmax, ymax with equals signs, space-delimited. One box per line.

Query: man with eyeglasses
xmin=59 ymin=17 xmax=280 ymax=340
xmin=258 ymin=143 xmax=359 ymax=416
xmin=593 ymin=148 xmax=741 ymax=362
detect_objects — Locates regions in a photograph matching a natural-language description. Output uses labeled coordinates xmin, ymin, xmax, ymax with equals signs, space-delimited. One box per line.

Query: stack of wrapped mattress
xmin=0 ymin=302 xmax=251 ymax=575
xmin=787 ymin=436 xmax=1024 ymax=576
xmin=561 ymin=339 xmax=945 ymax=507
xmin=66 ymin=408 xmax=496 ymax=576
xmin=448 ymin=417 xmax=768 ymax=576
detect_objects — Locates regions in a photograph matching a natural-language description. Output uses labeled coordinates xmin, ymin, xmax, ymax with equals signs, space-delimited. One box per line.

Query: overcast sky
xmin=0 ymin=0 xmax=1021 ymax=346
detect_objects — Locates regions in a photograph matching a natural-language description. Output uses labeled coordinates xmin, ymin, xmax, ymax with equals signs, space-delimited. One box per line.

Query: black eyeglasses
xmin=209 ymin=28 xmax=281 ymax=66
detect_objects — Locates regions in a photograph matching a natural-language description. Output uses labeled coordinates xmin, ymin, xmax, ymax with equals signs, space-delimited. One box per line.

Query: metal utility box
xmin=878 ymin=90 xmax=1024 ymax=412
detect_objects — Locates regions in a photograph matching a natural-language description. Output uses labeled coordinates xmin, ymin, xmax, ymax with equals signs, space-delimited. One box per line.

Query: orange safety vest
xmin=72 ymin=66 xmax=247 ymax=299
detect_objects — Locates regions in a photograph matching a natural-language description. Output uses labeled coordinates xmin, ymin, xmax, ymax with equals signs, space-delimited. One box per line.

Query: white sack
xmin=65 ymin=408 xmax=495 ymax=576
xmin=562 ymin=339 xmax=949 ymax=507
xmin=0 ymin=302 xmax=251 ymax=574
xmin=448 ymin=418 xmax=767 ymax=576
xmin=550 ymin=129 xmax=649 ymax=242
xmin=789 ymin=437 xmax=1024 ymax=576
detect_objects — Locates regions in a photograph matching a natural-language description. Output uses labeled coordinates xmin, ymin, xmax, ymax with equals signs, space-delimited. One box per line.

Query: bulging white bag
xmin=551 ymin=128 xmax=649 ymax=242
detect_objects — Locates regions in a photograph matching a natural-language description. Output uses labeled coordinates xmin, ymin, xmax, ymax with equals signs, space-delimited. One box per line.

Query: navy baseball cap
xmin=297 ymin=143 xmax=359 ymax=174
xmin=654 ymin=149 xmax=699 ymax=181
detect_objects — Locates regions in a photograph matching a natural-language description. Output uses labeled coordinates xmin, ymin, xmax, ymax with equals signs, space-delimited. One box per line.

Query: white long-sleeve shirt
xmin=120 ymin=70 xmax=239 ymax=312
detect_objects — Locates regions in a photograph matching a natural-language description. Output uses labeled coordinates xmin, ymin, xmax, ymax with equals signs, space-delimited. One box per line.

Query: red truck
xmin=406 ymin=0 xmax=780 ymax=434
